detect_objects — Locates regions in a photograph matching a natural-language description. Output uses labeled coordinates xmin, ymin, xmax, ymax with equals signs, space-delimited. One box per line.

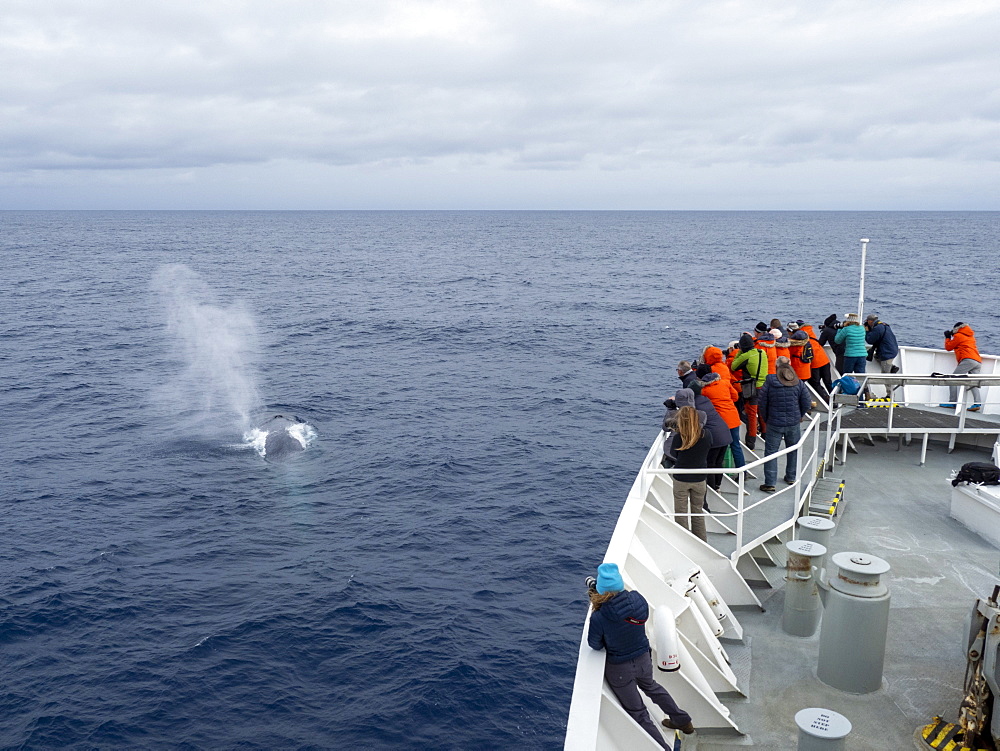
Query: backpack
xmin=800 ymin=340 xmax=814 ymax=364
xmin=832 ymin=376 xmax=861 ymax=395
xmin=951 ymin=462 xmax=1000 ymax=487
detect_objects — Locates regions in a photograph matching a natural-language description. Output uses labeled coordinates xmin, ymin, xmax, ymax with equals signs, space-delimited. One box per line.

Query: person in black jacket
xmin=676 ymin=360 xmax=697 ymax=388
xmin=587 ymin=562 xmax=694 ymax=746
xmin=669 ymin=405 xmax=712 ymax=540
xmin=818 ymin=314 xmax=845 ymax=375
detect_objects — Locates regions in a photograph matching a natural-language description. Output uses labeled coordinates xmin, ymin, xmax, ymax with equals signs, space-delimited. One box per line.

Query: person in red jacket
xmin=775 ymin=336 xmax=791 ymax=373
xmin=700 ymin=373 xmax=746 ymax=468
xmin=799 ymin=322 xmax=832 ymax=398
xmin=754 ymin=330 xmax=777 ymax=375
xmin=702 ymin=346 xmax=735 ymax=384
xmin=788 ymin=331 xmax=813 ymax=381
xmin=942 ymin=323 xmax=983 ymax=411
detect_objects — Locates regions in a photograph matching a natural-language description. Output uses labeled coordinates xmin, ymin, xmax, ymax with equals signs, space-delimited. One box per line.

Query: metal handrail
xmin=638 ymin=371 xmax=997 ymax=566
xmin=644 ymin=414 xmax=824 ymax=562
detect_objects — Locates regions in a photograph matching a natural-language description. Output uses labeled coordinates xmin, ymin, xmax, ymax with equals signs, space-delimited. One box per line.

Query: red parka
xmin=700 ymin=376 xmax=741 ymax=430
xmin=702 ymin=346 xmax=735 ymax=384
xmin=788 ymin=340 xmax=813 ymax=380
xmin=945 ymin=325 xmax=981 ymax=363
xmin=754 ymin=334 xmax=777 ymax=375
xmin=800 ymin=325 xmax=831 ymax=369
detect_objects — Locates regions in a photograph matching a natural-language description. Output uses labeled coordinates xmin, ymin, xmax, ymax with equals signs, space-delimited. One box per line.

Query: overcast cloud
xmin=2 ymin=0 xmax=998 ymax=208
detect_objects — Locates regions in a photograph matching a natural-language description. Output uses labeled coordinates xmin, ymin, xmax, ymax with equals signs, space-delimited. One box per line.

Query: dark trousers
xmin=809 ymin=363 xmax=832 ymax=399
xmin=605 ymin=651 xmax=692 ymax=749
xmin=707 ymin=445 xmax=726 ymax=490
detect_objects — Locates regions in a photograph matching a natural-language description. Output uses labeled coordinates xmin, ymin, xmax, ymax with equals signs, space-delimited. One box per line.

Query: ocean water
xmin=1 ymin=210 xmax=997 ymax=750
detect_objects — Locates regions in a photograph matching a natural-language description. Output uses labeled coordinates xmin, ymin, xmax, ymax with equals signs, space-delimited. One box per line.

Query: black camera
xmin=944 ymin=330 xmax=953 ymax=339
xmin=585 ymin=576 xmax=597 ymax=592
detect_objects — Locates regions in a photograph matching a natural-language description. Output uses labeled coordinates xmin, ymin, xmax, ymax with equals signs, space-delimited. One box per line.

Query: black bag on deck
xmin=951 ymin=462 xmax=1000 ymax=487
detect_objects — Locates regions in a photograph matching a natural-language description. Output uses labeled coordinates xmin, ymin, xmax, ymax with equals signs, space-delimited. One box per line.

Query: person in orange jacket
xmin=787 ymin=331 xmax=813 ymax=381
xmin=797 ymin=322 xmax=832 ymax=398
xmin=775 ymin=336 xmax=791 ymax=373
xmin=700 ymin=373 xmax=746 ymax=468
xmin=942 ymin=323 xmax=983 ymax=411
xmin=702 ymin=346 xmax=735 ymax=385
xmin=753 ymin=323 xmax=777 ymax=375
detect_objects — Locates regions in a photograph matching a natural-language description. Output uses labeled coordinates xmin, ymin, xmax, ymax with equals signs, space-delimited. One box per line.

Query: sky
xmin=2 ymin=0 xmax=999 ymax=210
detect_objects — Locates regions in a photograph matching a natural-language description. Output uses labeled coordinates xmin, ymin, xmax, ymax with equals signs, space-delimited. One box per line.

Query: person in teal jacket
xmin=834 ymin=313 xmax=869 ymax=374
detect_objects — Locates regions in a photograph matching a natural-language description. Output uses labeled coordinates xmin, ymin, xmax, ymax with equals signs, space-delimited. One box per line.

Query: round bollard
xmin=817 ymin=552 xmax=891 ymax=693
xmin=783 ymin=540 xmax=827 ymax=637
xmin=795 ymin=707 xmax=851 ymax=750
xmin=796 ymin=516 xmax=835 ymax=572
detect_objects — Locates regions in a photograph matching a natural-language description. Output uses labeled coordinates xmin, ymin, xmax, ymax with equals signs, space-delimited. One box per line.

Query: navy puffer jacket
xmin=865 ymin=321 xmax=898 ymax=361
xmin=758 ymin=374 xmax=812 ymax=428
xmin=587 ymin=589 xmax=650 ymax=663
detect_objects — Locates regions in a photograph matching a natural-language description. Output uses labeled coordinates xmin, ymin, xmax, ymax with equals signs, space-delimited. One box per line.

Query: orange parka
xmin=788 ymin=339 xmax=813 ymax=380
xmin=799 ymin=325 xmax=831 ymax=369
xmin=945 ymin=325 xmax=981 ymax=363
xmin=700 ymin=375 xmax=741 ymax=430
xmin=775 ymin=337 xmax=791 ymax=364
xmin=702 ymin=346 xmax=735 ymax=385
xmin=754 ymin=334 xmax=777 ymax=375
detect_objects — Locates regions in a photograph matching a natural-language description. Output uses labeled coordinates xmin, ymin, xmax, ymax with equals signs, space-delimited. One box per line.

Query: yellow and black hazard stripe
xmin=862 ymin=396 xmax=898 ymax=408
xmin=827 ymin=482 xmax=845 ymax=517
xmin=918 ymin=716 xmax=989 ymax=750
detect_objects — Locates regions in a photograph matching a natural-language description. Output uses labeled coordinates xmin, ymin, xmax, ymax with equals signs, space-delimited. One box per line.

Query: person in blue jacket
xmin=587 ymin=563 xmax=694 ymax=746
xmin=757 ymin=357 xmax=812 ymax=491
xmin=864 ymin=314 xmax=898 ymax=370
xmin=864 ymin=313 xmax=899 ymax=397
xmin=834 ymin=313 xmax=869 ymax=375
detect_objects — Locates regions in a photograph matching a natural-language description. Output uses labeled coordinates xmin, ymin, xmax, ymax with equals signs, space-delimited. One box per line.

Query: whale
xmin=258 ymin=414 xmax=309 ymax=460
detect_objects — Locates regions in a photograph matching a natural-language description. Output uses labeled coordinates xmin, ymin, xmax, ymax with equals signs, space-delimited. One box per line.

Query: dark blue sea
xmin=2 ymin=211 xmax=998 ymax=750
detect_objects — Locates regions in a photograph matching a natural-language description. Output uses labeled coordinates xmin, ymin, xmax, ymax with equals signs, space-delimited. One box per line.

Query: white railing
xmin=639 ymin=371 xmax=1000 ymax=565
xmin=640 ymin=413 xmax=825 ymax=564
xmin=827 ymin=372 xmax=1000 ymax=462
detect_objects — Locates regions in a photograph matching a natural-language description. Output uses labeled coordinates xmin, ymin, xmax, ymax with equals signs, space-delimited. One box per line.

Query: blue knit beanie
xmin=596 ymin=562 xmax=624 ymax=594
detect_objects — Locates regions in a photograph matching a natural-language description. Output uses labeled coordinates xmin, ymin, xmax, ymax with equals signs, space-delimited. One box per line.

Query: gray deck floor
xmin=698 ymin=439 xmax=1000 ymax=749
xmin=839 ymin=405 xmax=1000 ymax=431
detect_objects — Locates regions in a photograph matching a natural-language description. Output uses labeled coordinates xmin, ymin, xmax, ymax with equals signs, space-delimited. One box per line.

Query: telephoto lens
xmin=585 ymin=576 xmax=597 ymax=591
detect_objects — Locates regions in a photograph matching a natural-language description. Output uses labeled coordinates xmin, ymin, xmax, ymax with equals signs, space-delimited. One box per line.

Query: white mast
xmin=857 ymin=238 xmax=870 ymax=320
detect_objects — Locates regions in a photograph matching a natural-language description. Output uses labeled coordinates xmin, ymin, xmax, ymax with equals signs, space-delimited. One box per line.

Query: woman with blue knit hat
xmin=587 ymin=562 xmax=694 ymax=746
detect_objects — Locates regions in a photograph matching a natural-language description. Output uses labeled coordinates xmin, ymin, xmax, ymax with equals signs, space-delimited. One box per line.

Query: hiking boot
xmin=968 ymin=404 xmax=982 ymax=412
xmin=759 ymin=484 xmax=776 ymax=492
xmin=939 ymin=403 xmax=956 ymax=409
xmin=783 ymin=477 xmax=795 ymax=485
xmin=662 ymin=718 xmax=695 ymax=735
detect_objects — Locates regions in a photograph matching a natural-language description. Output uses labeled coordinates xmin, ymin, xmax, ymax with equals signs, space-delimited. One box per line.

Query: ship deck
xmin=697 ymin=437 xmax=1000 ymax=749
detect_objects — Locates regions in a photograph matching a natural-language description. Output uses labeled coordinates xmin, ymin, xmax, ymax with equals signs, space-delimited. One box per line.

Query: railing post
xmin=736 ymin=465 xmax=745 ymax=558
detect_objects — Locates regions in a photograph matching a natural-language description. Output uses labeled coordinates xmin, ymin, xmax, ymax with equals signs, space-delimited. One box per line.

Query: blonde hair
xmin=676 ymin=406 xmax=703 ymax=450
xmin=589 ymin=590 xmax=617 ymax=610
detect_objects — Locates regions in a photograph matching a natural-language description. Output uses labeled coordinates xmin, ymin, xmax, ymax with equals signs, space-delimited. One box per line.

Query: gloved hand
xmin=944 ymin=330 xmax=953 ymax=338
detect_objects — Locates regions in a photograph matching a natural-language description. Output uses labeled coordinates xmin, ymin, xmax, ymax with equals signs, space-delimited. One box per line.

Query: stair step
xmin=808 ymin=477 xmax=845 ymax=519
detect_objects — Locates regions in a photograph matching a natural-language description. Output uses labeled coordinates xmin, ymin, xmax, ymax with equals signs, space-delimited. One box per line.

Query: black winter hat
xmin=824 ymin=314 xmax=838 ymax=327
xmin=754 ymin=321 xmax=768 ymax=333
xmin=738 ymin=333 xmax=755 ymax=352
